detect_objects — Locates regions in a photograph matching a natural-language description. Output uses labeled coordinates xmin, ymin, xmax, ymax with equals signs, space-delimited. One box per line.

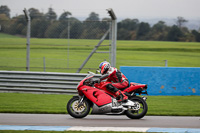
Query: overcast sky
xmin=1 ymin=0 xmax=200 ymax=20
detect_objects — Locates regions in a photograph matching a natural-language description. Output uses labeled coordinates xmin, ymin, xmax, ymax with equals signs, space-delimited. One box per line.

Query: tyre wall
xmin=120 ymin=66 xmax=200 ymax=96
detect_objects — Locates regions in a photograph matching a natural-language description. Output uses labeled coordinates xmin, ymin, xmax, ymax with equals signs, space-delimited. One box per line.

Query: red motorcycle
xmin=67 ymin=72 xmax=148 ymax=119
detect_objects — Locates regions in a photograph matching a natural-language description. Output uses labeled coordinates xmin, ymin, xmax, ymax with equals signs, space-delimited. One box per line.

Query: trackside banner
xmin=120 ymin=66 xmax=200 ymax=96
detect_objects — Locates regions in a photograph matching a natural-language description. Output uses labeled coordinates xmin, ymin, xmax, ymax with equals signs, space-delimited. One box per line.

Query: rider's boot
xmin=115 ymin=90 xmax=128 ymax=102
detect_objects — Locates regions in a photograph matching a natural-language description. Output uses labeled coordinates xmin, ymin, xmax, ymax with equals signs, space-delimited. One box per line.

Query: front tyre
xmin=67 ymin=96 xmax=90 ymax=118
xmin=125 ymin=96 xmax=148 ymax=119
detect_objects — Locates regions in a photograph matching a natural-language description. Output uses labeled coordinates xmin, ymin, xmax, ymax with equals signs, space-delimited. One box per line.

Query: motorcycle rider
xmin=97 ymin=61 xmax=129 ymax=102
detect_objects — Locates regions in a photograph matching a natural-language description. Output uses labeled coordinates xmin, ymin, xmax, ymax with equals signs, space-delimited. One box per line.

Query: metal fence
xmin=0 ymin=9 xmax=168 ymax=73
xmin=0 ymin=70 xmax=101 ymax=94
xmin=0 ymin=9 xmax=116 ymax=73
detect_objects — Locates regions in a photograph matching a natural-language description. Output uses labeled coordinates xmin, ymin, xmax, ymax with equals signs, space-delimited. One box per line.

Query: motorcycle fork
xmin=77 ymin=95 xmax=85 ymax=108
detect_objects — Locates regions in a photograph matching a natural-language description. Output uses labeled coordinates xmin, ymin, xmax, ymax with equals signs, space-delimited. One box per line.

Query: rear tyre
xmin=67 ymin=96 xmax=90 ymax=118
xmin=125 ymin=96 xmax=148 ymax=119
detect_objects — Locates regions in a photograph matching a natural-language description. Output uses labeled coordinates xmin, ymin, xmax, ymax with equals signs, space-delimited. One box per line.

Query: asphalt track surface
xmin=0 ymin=113 xmax=200 ymax=128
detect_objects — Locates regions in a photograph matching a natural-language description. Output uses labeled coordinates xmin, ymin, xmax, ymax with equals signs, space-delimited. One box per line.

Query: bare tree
xmin=176 ymin=16 xmax=188 ymax=28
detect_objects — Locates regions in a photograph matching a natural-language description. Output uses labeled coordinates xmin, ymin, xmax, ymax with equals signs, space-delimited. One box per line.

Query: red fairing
xmin=94 ymin=82 xmax=117 ymax=97
xmin=79 ymin=85 xmax=112 ymax=106
xmin=123 ymin=83 xmax=147 ymax=93
xmin=77 ymin=75 xmax=93 ymax=96
xmin=76 ymin=74 xmax=147 ymax=107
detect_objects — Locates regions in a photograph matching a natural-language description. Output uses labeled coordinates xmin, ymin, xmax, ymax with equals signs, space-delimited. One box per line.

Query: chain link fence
xmin=0 ymin=16 xmax=113 ymax=73
xmin=0 ymin=13 xmax=168 ymax=73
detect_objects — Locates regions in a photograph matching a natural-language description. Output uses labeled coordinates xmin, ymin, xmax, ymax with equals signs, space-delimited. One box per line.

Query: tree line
xmin=0 ymin=5 xmax=200 ymax=42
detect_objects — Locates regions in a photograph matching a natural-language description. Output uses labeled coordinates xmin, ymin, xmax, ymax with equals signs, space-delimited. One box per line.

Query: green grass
xmin=0 ymin=93 xmax=200 ymax=116
xmin=0 ymin=34 xmax=200 ymax=116
xmin=0 ymin=93 xmax=71 ymax=114
xmin=0 ymin=33 xmax=21 ymax=38
xmin=147 ymin=96 xmax=200 ymax=116
xmin=0 ymin=33 xmax=200 ymax=73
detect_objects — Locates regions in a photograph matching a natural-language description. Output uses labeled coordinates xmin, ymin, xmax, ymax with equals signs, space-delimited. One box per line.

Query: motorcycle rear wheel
xmin=67 ymin=96 xmax=90 ymax=118
xmin=125 ymin=96 xmax=148 ymax=119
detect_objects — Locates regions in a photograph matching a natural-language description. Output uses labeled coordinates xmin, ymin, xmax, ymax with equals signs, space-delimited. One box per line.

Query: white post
xmin=23 ymin=8 xmax=31 ymax=71
xmin=164 ymin=60 xmax=168 ymax=67
xmin=107 ymin=8 xmax=117 ymax=67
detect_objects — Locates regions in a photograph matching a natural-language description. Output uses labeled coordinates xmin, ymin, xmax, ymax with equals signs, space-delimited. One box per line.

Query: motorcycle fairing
xmin=123 ymin=83 xmax=147 ymax=93
xmin=79 ymin=85 xmax=112 ymax=106
xmin=94 ymin=82 xmax=117 ymax=97
xmin=91 ymin=103 xmax=112 ymax=114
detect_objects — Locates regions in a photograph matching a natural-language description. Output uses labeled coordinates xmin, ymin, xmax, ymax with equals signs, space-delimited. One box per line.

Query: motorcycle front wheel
xmin=125 ymin=96 xmax=148 ymax=119
xmin=67 ymin=96 xmax=90 ymax=118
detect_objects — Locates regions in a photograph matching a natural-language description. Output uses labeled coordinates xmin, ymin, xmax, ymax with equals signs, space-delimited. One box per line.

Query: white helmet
xmin=99 ymin=61 xmax=111 ymax=74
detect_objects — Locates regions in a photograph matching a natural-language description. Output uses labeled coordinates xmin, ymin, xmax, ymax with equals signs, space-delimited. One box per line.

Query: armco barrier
xmin=0 ymin=71 xmax=100 ymax=94
xmin=120 ymin=66 xmax=200 ymax=96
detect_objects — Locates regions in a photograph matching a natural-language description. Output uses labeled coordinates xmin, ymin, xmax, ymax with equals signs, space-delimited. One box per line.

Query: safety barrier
xmin=0 ymin=71 xmax=101 ymax=94
xmin=120 ymin=66 xmax=200 ymax=96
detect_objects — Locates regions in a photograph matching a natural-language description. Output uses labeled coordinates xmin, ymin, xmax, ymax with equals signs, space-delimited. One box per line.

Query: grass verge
xmin=0 ymin=93 xmax=200 ymax=116
xmin=0 ymin=37 xmax=200 ymax=73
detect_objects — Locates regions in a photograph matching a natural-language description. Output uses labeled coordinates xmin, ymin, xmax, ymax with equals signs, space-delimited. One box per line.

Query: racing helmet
xmin=99 ymin=61 xmax=111 ymax=74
